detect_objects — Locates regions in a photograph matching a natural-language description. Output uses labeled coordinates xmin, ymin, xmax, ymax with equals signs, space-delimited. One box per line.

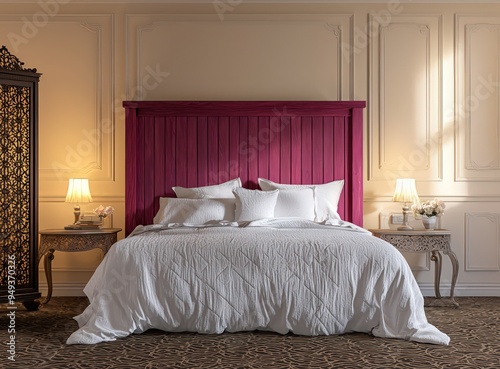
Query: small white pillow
xmin=274 ymin=188 xmax=315 ymax=220
xmin=232 ymin=188 xmax=279 ymax=222
xmin=258 ymin=178 xmax=344 ymax=222
xmin=173 ymin=178 xmax=242 ymax=199
xmin=153 ymin=198 xmax=235 ymax=225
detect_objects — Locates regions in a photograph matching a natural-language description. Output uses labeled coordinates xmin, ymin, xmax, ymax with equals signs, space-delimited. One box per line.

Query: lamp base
xmin=397 ymin=225 xmax=414 ymax=231
xmin=397 ymin=203 xmax=413 ymax=231
xmin=73 ymin=205 xmax=81 ymax=224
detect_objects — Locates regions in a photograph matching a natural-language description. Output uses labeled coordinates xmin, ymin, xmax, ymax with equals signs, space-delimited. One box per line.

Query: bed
xmin=66 ymin=101 xmax=450 ymax=345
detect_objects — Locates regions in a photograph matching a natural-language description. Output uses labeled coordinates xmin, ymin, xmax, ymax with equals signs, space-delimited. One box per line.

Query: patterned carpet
xmin=1 ymin=296 xmax=499 ymax=368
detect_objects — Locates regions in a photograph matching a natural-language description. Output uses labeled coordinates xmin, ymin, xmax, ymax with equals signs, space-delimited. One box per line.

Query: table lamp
xmin=65 ymin=178 xmax=93 ymax=224
xmin=393 ymin=178 xmax=419 ymax=231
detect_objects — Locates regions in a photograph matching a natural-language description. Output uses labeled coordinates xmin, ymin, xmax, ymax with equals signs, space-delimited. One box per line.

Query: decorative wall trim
xmin=0 ymin=14 xmax=115 ymax=182
xmin=368 ymin=14 xmax=442 ymax=182
xmin=465 ymin=24 xmax=500 ymax=171
xmin=465 ymin=212 xmax=500 ymax=271
xmin=379 ymin=22 xmax=431 ymax=171
xmin=126 ymin=14 xmax=353 ymax=101
xmin=456 ymin=14 xmax=500 ymax=181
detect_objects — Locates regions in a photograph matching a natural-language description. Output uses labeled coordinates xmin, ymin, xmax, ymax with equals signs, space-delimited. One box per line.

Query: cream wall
xmin=0 ymin=0 xmax=499 ymax=296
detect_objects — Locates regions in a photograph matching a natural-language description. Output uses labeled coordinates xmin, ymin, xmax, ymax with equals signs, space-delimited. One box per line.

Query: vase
xmin=98 ymin=215 xmax=109 ymax=228
xmin=422 ymin=217 xmax=436 ymax=230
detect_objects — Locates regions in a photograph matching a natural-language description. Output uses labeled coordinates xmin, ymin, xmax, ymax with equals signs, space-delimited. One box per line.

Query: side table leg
xmin=444 ymin=250 xmax=460 ymax=307
xmin=42 ymin=250 xmax=55 ymax=304
xmin=430 ymin=251 xmax=442 ymax=299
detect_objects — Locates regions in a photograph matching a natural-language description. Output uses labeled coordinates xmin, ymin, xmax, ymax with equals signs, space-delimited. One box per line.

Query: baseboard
xmin=418 ymin=283 xmax=500 ymax=297
xmin=39 ymin=283 xmax=88 ymax=297
xmin=41 ymin=282 xmax=500 ymax=298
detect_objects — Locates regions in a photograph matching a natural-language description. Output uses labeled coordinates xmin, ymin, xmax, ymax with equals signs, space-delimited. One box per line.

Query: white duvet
xmin=67 ymin=219 xmax=450 ymax=345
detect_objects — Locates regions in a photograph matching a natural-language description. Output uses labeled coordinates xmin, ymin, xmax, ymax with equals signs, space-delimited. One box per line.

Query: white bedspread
xmin=67 ymin=219 xmax=450 ymax=345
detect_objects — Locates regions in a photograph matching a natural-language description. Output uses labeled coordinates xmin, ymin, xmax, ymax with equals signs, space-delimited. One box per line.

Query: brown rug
xmin=1 ymin=296 xmax=499 ymax=368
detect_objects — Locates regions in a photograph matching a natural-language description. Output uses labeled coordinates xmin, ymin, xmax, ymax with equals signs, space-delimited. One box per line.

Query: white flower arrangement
xmin=411 ymin=199 xmax=445 ymax=218
xmin=93 ymin=205 xmax=115 ymax=219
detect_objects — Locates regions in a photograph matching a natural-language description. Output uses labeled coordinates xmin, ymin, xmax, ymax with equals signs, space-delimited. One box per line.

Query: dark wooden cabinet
xmin=0 ymin=46 xmax=41 ymax=310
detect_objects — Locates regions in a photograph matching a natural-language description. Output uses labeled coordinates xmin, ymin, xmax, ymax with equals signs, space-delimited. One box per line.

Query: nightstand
xmin=369 ymin=229 xmax=459 ymax=307
xmin=38 ymin=228 xmax=122 ymax=304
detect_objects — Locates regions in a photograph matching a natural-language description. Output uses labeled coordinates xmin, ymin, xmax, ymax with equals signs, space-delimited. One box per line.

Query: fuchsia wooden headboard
xmin=123 ymin=101 xmax=366 ymax=235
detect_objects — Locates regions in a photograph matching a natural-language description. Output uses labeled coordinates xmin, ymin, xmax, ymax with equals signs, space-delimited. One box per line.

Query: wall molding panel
xmin=465 ymin=212 xmax=500 ymax=271
xmin=0 ymin=14 xmax=115 ymax=182
xmin=368 ymin=14 xmax=442 ymax=182
xmin=456 ymin=15 xmax=500 ymax=181
xmin=126 ymin=14 xmax=353 ymax=101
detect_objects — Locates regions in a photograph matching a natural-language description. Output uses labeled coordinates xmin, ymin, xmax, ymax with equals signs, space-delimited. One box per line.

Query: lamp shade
xmin=393 ymin=178 xmax=419 ymax=204
xmin=65 ymin=178 xmax=93 ymax=204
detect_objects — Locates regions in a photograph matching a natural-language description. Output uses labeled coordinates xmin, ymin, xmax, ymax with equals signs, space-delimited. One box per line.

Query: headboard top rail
xmin=123 ymin=100 xmax=366 ymax=117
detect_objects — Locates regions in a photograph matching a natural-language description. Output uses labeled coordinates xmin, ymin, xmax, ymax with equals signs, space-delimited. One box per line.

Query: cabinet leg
xmin=42 ymin=250 xmax=55 ymax=304
xmin=431 ymin=251 xmax=442 ymax=299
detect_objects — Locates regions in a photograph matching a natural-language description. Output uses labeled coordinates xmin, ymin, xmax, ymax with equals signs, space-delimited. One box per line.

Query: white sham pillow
xmin=258 ymin=178 xmax=344 ymax=222
xmin=232 ymin=188 xmax=279 ymax=222
xmin=153 ymin=197 xmax=235 ymax=225
xmin=173 ymin=178 xmax=242 ymax=199
xmin=274 ymin=188 xmax=315 ymax=220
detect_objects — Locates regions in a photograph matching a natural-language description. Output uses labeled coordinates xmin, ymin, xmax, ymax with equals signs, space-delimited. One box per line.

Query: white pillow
xmin=258 ymin=178 xmax=344 ymax=222
xmin=173 ymin=178 xmax=242 ymax=199
xmin=153 ymin=198 xmax=235 ymax=225
xmin=274 ymin=188 xmax=315 ymax=220
xmin=232 ymin=188 xmax=279 ymax=222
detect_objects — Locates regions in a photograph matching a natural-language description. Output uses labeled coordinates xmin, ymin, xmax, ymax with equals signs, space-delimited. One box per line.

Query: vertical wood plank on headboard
xmin=218 ymin=117 xmax=230 ymax=184
xmin=207 ymin=117 xmax=219 ymax=185
xmin=301 ymin=117 xmax=312 ymax=184
xmin=333 ymin=117 xmax=346 ymax=216
xmin=197 ymin=116 xmax=208 ymax=186
xmin=290 ymin=116 xmax=302 ymax=184
xmin=258 ymin=117 xmax=270 ymax=183
xmin=238 ymin=117 xmax=249 ymax=188
xmin=187 ymin=117 xmax=198 ymax=188
xmin=312 ymin=117 xmax=324 ymax=184
xmin=279 ymin=116 xmax=291 ymax=184
xmin=144 ymin=117 xmax=156 ymax=223
xmin=124 ymin=101 xmax=366 ymax=235
xmin=248 ymin=117 xmax=259 ymax=189
xmin=228 ymin=117 xmax=240 ymax=182
xmin=350 ymin=106 xmax=364 ymax=226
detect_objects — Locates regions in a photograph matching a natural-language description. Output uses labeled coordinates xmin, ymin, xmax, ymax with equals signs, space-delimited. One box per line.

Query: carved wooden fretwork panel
xmin=0 ymin=82 xmax=31 ymax=286
xmin=0 ymin=45 xmax=40 ymax=308
xmin=0 ymin=45 xmax=37 ymax=72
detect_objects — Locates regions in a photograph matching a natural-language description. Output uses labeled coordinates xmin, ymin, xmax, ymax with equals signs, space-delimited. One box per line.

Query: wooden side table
xmin=38 ymin=228 xmax=122 ymax=304
xmin=369 ymin=229 xmax=459 ymax=307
